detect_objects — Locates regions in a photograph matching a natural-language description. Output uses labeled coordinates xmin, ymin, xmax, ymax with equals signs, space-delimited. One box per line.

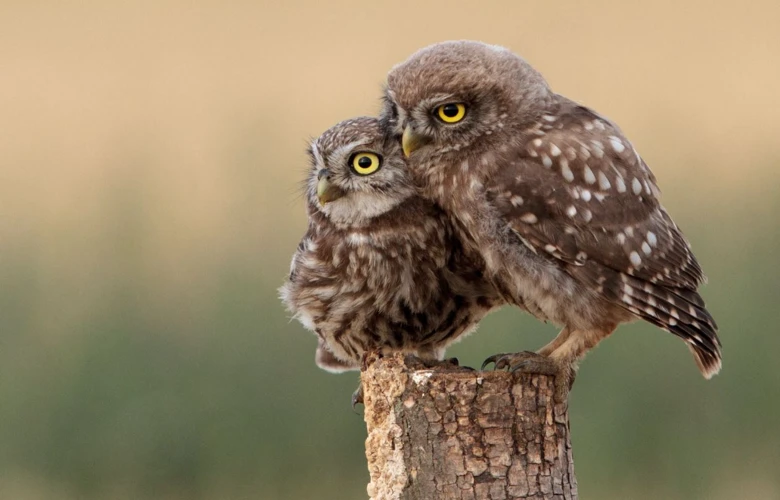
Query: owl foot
xmin=482 ymin=351 xmax=573 ymax=403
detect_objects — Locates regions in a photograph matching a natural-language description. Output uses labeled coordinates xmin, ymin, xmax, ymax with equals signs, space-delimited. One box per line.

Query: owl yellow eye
xmin=350 ymin=152 xmax=382 ymax=175
xmin=436 ymin=103 xmax=466 ymax=123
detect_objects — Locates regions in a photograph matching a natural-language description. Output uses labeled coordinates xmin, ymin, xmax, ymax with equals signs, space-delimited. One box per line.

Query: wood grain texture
xmin=362 ymin=353 xmax=577 ymax=500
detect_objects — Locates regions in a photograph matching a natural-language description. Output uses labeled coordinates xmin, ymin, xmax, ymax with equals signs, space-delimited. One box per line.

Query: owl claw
xmin=482 ymin=351 xmax=573 ymax=403
xmin=351 ymin=384 xmax=364 ymax=411
xmin=481 ymin=351 xmax=537 ymax=371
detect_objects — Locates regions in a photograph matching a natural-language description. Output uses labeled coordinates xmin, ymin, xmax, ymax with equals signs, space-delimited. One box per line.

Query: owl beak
xmin=402 ymin=125 xmax=430 ymax=157
xmin=316 ymin=169 xmax=345 ymax=205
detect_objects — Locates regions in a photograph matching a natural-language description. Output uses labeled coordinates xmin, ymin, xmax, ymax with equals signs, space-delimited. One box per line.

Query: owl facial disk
xmin=316 ymin=169 xmax=346 ymax=205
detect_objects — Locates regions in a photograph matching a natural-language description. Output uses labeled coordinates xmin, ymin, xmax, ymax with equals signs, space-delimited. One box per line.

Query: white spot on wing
xmin=541 ymin=154 xmax=552 ymax=168
xmin=642 ymin=242 xmax=652 ymax=255
xmin=615 ymin=175 xmax=627 ymax=193
xmin=566 ymin=205 xmax=577 ymax=217
xmin=590 ymin=141 xmax=604 ymax=158
xmin=550 ymin=144 xmax=561 ymax=156
xmin=629 ymin=251 xmax=642 ymax=267
xmin=510 ymin=196 xmax=524 ymax=207
xmin=598 ymin=171 xmax=611 ymax=190
xmin=647 ymin=231 xmax=658 ymax=246
xmin=581 ymin=189 xmax=592 ymax=202
xmin=561 ymin=162 xmax=574 ymax=182
xmin=632 ymin=178 xmax=642 ymax=195
xmin=582 ymin=209 xmax=593 ymax=222
xmin=583 ymin=166 xmax=596 ymax=184
xmin=609 ymin=136 xmax=626 ymax=153
xmin=520 ymin=213 xmax=538 ymax=224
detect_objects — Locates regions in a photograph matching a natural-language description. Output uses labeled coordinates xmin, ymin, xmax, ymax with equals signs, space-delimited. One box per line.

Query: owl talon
xmin=351 ymin=384 xmax=364 ymax=411
xmin=483 ymin=351 xmax=572 ymax=403
xmin=481 ymin=353 xmax=505 ymax=370
xmin=481 ymin=351 xmax=537 ymax=371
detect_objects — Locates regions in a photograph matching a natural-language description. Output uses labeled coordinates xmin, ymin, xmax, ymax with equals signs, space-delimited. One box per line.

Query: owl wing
xmin=485 ymin=103 xmax=720 ymax=373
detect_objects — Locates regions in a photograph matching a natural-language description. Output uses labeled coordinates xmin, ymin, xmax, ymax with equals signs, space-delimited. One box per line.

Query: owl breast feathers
xmin=279 ymin=117 xmax=500 ymax=371
xmin=382 ymin=41 xmax=721 ymax=379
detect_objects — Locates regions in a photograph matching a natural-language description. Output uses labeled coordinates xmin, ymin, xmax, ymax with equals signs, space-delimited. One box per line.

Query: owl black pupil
xmin=443 ymin=104 xmax=459 ymax=117
xmin=358 ymin=156 xmax=373 ymax=168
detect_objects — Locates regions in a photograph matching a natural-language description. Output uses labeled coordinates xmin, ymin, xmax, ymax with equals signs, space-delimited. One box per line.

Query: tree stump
xmin=361 ymin=352 xmax=577 ymax=500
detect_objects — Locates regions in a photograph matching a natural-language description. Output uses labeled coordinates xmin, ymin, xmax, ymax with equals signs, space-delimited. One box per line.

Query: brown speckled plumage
xmin=382 ymin=41 xmax=721 ymax=385
xmin=280 ymin=117 xmax=500 ymax=371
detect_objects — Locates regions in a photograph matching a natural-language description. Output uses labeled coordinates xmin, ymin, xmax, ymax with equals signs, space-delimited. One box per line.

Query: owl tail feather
xmin=627 ymin=282 xmax=723 ymax=380
xmin=687 ymin=342 xmax=722 ymax=379
xmin=594 ymin=270 xmax=723 ymax=379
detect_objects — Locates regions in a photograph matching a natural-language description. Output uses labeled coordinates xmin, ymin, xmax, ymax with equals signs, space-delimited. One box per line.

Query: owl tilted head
xmin=307 ymin=117 xmax=415 ymax=226
xmin=381 ymin=40 xmax=553 ymax=162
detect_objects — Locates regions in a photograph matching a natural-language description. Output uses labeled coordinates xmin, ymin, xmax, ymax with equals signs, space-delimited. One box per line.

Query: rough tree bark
xmin=361 ymin=352 xmax=577 ymax=500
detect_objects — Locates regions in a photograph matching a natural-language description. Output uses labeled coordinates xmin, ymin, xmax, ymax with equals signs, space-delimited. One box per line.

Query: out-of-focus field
xmin=1 ymin=1 xmax=779 ymax=499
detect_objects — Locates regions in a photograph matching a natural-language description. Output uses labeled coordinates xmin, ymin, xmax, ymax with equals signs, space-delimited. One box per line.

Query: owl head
xmin=381 ymin=40 xmax=552 ymax=163
xmin=307 ymin=116 xmax=415 ymax=226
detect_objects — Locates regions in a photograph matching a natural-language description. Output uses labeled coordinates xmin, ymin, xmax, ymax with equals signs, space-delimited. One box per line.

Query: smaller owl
xmin=279 ymin=117 xmax=500 ymax=373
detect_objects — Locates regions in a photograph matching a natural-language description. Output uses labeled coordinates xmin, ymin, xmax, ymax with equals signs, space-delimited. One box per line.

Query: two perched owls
xmin=280 ymin=41 xmax=721 ymax=399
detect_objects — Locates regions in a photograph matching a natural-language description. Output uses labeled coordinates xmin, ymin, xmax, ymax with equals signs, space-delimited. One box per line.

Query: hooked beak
xmin=402 ymin=125 xmax=430 ymax=158
xmin=316 ymin=169 xmax=345 ymax=205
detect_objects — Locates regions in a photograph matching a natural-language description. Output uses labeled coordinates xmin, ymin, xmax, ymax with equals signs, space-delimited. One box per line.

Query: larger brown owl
xmin=279 ymin=116 xmax=500 ymax=373
xmin=381 ymin=41 xmax=721 ymax=396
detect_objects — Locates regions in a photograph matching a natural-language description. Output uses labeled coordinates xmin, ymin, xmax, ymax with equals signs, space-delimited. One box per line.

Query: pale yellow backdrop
xmin=1 ymin=1 xmax=779 ymax=499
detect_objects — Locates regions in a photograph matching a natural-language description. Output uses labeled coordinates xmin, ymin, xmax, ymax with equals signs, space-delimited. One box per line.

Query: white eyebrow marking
xmin=333 ymin=139 xmax=373 ymax=163
xmin=310 ymin=141 xmax=324 ymax=166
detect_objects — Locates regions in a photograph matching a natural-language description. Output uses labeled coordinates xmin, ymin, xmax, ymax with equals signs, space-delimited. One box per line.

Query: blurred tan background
xmin=1 ymin=1 xmax=779 ymax=499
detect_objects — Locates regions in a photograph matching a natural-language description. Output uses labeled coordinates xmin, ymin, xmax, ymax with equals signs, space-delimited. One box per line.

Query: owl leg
xmin=541 ymin=326 xmax=617 ymax=398
xmin=536 ymin=326 xmax=573 ymax=356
